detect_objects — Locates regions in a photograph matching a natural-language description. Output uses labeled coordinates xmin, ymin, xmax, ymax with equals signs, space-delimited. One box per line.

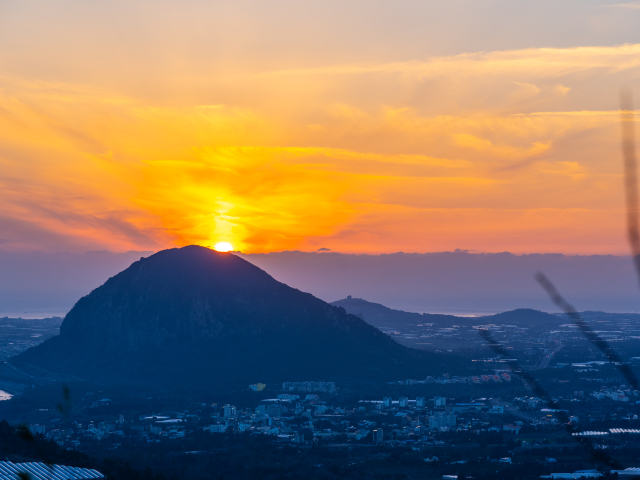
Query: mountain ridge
xmin=331 ymin=296 xmax=563 ymax=330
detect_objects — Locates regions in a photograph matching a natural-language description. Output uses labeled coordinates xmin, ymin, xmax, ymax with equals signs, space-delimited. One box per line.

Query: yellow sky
xmin=1 ymin=1 xmax=639 ymax=254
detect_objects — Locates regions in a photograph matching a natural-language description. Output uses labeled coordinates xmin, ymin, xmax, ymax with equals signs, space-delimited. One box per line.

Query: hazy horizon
xmin=2 ymin=248 xmax=639 ymax=318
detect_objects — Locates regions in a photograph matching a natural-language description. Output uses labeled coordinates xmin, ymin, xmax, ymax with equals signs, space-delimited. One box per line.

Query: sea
xmin=0 ymin=308 xmax=68 ymax=319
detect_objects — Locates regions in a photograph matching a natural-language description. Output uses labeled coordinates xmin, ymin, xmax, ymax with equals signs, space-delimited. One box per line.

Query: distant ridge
xmin=331 ymin=297 xmax=458 ymax=328
xmin=486 ymin=308 xmax=562 ymax=327
xmin=332 ymin=297 xmax=562 ymax=329
xmin=12 ymin=246 xmax=465 ymax=389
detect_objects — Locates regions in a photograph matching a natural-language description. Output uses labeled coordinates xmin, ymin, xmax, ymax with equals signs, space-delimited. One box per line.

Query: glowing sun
xmin=213 ymin=242 xmax=234 ymax=252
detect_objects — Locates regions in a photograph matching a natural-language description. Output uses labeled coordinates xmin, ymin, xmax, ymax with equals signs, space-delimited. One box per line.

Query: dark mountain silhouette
xmin=12 ymin=246 xmax=464 ymax=388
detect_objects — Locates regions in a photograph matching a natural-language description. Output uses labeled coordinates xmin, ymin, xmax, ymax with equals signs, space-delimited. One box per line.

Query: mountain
xmin=11 ymin=246 xmax=462 ymax=388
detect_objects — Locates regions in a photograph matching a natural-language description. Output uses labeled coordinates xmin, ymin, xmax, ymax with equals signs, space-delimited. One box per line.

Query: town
xmin=5 ymin=375 xmax=638 ymax=480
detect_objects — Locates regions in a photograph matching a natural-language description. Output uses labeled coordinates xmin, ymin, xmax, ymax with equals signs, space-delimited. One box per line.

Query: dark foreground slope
xmin=13 ymin=246 xmax=461 ymax=388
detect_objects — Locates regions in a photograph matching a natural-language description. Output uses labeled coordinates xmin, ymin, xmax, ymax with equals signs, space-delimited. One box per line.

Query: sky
xmin=2 ymin=0 xmax=640 ymax=254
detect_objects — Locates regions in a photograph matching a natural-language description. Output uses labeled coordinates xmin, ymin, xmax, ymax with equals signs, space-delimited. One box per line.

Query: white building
xmin=223 ymin=405 xmax=236 ymax=417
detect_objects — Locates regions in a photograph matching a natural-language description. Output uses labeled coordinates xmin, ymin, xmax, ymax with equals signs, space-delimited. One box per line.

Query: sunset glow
xmin=1 ymin=1 xmax=639 ymax=255
xmin=214 ymin=242 xmax=234 ymax=253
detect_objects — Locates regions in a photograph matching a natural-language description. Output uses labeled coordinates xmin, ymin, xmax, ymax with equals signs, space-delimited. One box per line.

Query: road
xmin=535 ymin=343 xmax=563 ymax=370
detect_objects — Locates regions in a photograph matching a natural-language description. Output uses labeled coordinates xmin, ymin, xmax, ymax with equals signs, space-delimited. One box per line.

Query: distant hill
xmin=332 ymin=297 xmax=562 ymax=329
xmin=485 ymin=308 xmax=563 ymax=328
xmin=11 ymin=246 xmax=466 ymax=389
xmin=331 ymin=297 xmax=459 ymax=328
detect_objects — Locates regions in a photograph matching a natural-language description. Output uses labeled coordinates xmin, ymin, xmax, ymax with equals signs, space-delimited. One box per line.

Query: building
xmin=223 ymin=404 xmax=236 ymax=418
xmin=416 ymin=396 xmax=426 ymax=408
xmin=399 ymin=397 xmax=409 ymax=408
xmin=207 ymin=424 xmax=227 ymax=433
xmin=277 ymin=394 xmax=300 ymax=401
xmin=540 ymin=470 xmax=603 ymax=479
xmin=249 ymin=383 xmax=266 ymax=392
xmin=267 ymin=404 xmax=287 ymax=417
xmin=429 ymin=413 xmax=456 ymax=430
xmin=28 ymin=424 xmax=45 ymax=435
xmin=372 ymin=429 xmax=384 ymax=444
xmin=282 ymin=381 xmax=336 ymax=393
xmin=238 ymin=423 xmax=252 ymax=432
xmin=528 ymin=397 xmax=541 ymax=407
xmin=434 ymin=396 xmax=446 ymax=407
xmin=502 ymin=424 xmax=522 ymax=435
xmin=451 ymin=403 xmax=485 ymax=413
xmin=382 ymin=397 xmax=392 ymax=408
xmin=0 ymin=462 xmax=104 ymax=479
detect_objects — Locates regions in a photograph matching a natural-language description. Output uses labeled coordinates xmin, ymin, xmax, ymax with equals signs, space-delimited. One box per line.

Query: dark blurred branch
xmin=478 ymin=328 xmax=620 ymax=467
xmin=491 ymin=88 xmax=640 ymax=472
xmin=536 ymin=272 xmax=638 ymax=390
xmin=621 ymin=90 xmax=640 ymax=285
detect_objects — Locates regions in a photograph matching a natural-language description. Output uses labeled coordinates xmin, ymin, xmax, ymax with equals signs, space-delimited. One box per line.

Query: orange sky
xmin=1 ymin=1 xmax=640 ymax=254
